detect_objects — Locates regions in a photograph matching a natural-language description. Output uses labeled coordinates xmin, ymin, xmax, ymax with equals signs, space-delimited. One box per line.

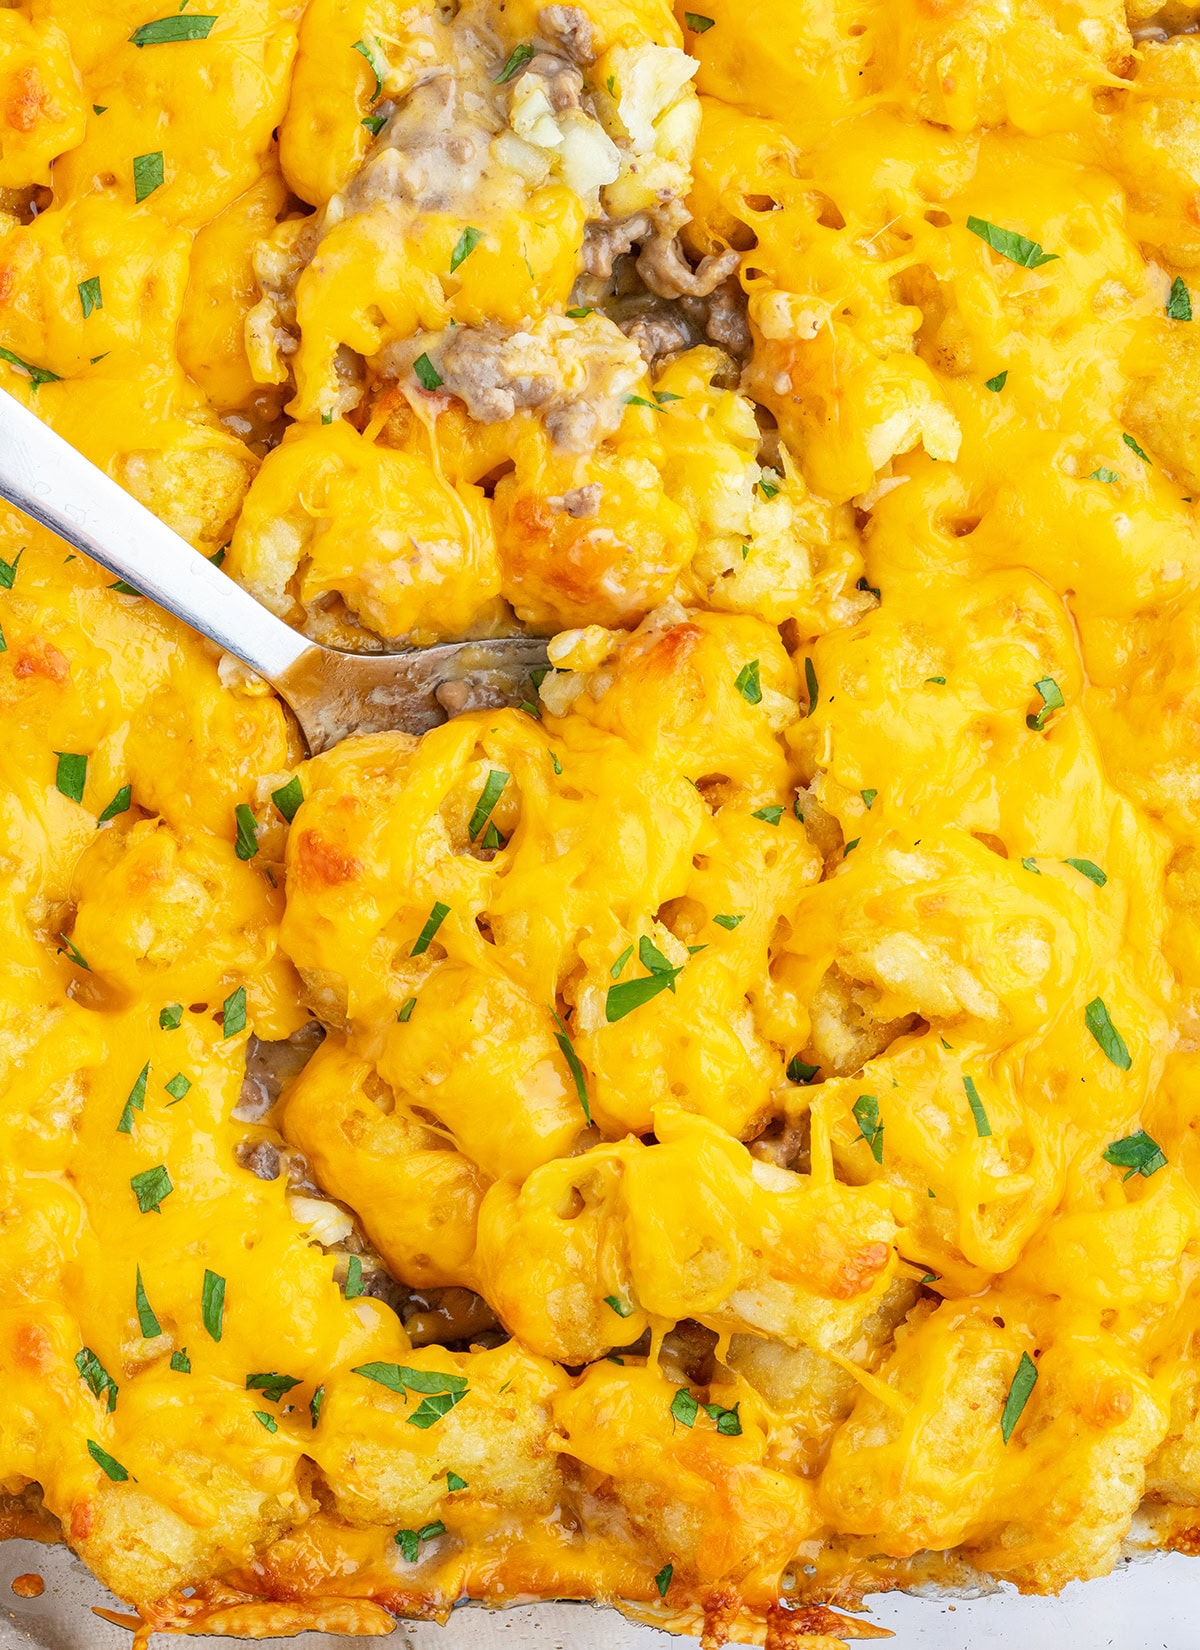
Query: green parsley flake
xmin=566 ymin=306 xmax=594 ymax=318
xmin=222 ymin=985 xmax=247 ymax=1039
xmin=843 ymin=838 xmax=861 ymax=857
xmin=411 ymin=899 xmax=451 ymax=956
xmin=133 ymin=151 xmax=165 ymax=203
xmin=309 ymin=1384 xmax=325 ymax=1428
xmin=129 ymin=14 xmax=216 ymax=44
xmin=605 ymin=967 xmax=680 ymax=1022
xmin=654 ymin=1563 xmax=673 ymax=1599
xmin=343 ymin=1255 xmax=364 ymax=1298
xmin=97 ymin=784 xmax=131 ymax=824
xmin=78 ymin=276 xmax=103 ymax=319
xmin=164 ymin=1072 xmax=191 ymax=1102
xmin=202 ymin=1270 xmax=226 ymax=1340
xmin=1088 ymin=467 xmax=1119 ymax=484
xmin=713 ymin=914 xmax=744 ymax=930
xmin=757 ymin=471 xmax=781 ymax=500
xmin=788 ymin=1056 xmax=819 ymax=1084
xmin=87 ymin=1439 xmax=132 ymax=1482
xmin=1022 ymin=857 xmax=1041 ymax=874
xmin=57 ymin=932 xmax=90 ymax=971
xmin=117 ymin=1062 xmax=149 ymax=1135
xmin=131 ymin=1164 xmax=173 ymax=1214
xmin=361 ymin=113 xmax=386 ymax=136
xmin=861 ymin=789 xmax=878 ymax=809
xmin=670 ymin=1387 xmax=699 ymax=1427
xmin=1064 ymin=858 xmax=1107 ymax=887
xmin=1123 ymin=432 xmax=1152 ymax=464
xmin=170 ymin=1348 xmax=191 ymax=1373
xmin=752 ymin=804 xmax=784 ymax=825
xmin=395 ymin=1521 xmax=446 ymax=1561
xmin=966 ymin=216 xmax=1058 ymax=270
xmin=55 ymin=751 xmax=87 ymax=804
xmin=703 ymin=1400 xmax=742 ymax=1435
xmin=1000 ymin=1351 xmax=1038 ymax=1443
xmin=447 ymin=1470 xmax=468 ymax=1491
xmin=272 ymin=775 xmax=303 ymax=822
xmin=0 ymin=549 xmax=20 ymax=588
xmin=397 ymin=995 xmax=417 ymax=1023
xmin=552 ymin=1009 xmax=591 ymax=1123
xmin=804 ymin=656 xmax=819 ymax=716
xmin=1027 ymin=676 xmax=1064 ymax=731
xmin=159 ymin=1003 xmax=183 ymax=1030
xmin=985 ymin=370 xmax=1008 ymax=392
xmin=1103 ymin=1129 xmax=1166 ymax=1181
xmin=734 ymin=659 xmax=762 ymax=705
xmin=246 ymin=1374 xmax=302 ymax=1403
xmin=468 ymin=769 xmax=509 ymax=841
xmin=1085 ymin=997 xmax=1131 ymax=1069
xmin=1168 ymin=276 xmax=1193 ymax=321
xmin=611 ymin=944 xmax=633 ymax=978
xmin=352 ymin=1363 xmax=469 ymax=1418
xmin=495 ymin=42 xmax=535 ymax=83
xmin=413 ymin=352 xmax=443 ymax=391
xmin=135 ymin=1266 xmax=161 ymax=1337
xmin=684 ymin=11 xmax=715 ymax=30
xmin=450 ymin=226 xmax=485 ymax=274
xmin=0 ymin=347 xmax=60 ymax=388
xmin=964 ymin=1075 xmax=992 ymax=1138
xmin=233 ymin=803 xmax=259 ymax=860
xmin=252 ymin=1410 xmax=278 ymax=1433
xmin=76 ymin=1347 xmax=118 ymax=1412
xmin=604 ymin=1296 xmax=633 ymax=1317
xmin=926 ymin=675 xmax=947 ymax=685
xmin=351 ymin=38 xmax=384 ymax=100
xmin=852 ymin=1094 xmax=884 ymax=1164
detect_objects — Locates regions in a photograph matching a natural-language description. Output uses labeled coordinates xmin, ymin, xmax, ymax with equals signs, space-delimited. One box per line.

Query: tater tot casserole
xmin=6 ymin=0 xmax=1200 ymax=1643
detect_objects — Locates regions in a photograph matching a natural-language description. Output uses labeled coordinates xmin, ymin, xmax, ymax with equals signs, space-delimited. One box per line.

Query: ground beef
xmin=539 ymin=4 xmax=596 ymax=63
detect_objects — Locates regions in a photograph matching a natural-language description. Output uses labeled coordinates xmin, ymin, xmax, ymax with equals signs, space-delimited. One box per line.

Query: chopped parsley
xmin=604 ymin=1296 xmax=633 ymax=1317
xmin=246 ymin=1372 xmax=302 ymax=1403
xmin=654 ymin=1563 xmax=673 ymax=1598
xmin=351 ymin=38 xmax=384 ymax=100
xmin=566 ymin=306 xmax=594 ymax=319
xmin=253 ymin=1410 xmax=278 ymax=1433
xmin=0 ymin=347 xmax=59 ymax=388
xmin=861 ymin=789 xmax=877 ymax=808
xmin=926 ymin=675 xmax=946 ymax=685
xmin=0 ymin=548 xmax=21 ymax=588
xmin=54 ymin=751 xmax=87 ymax=804
xmin=396 ymin=1522 xmax=446 ymax=1561
xmin=361 ymin=113 xmax=386 ymax=136
xmin=843 ymin=838 xmax=860 ymax=856
xmin=670 ymin=1387 xmax=699 ymax=1427
xmin=1021 ymin=857 xmax=1041 ymax=874
xmin=1088 ymin=467 xmax=1119 ymax=484
xmin=170 ymin=1348 xmax=191 ymax=1373
xmin=76 ymin=1347 xmax=118 ymax=1412
xmin=1064 ymin=858 xmax=1106 ymax=887
xmin=271 ymin=775 xmax=303 ymax=822
xmin=468 ymin=769 xmax=509 ymax=840
xmin=605 ymin=962 xmax=682 ymax=1022
xmin=133 ymin=151 xmax=165 ymax=203
xmin=159 ymin=1004 xmax=184 ymax=1030
xmin=712 ymin=914 xmax=744 ymax=930
xmin=135 ymin=1266 xmax=161 ymax=1337
xmin=1168 ymin=276 xmax=1193 ymax=321
xmin=202 ymin=1269 xmax=225 ymax=1341
xmin=752 ymin=805 xmax=784 ymax=825
xmin=1123 ymin=432 xmax=1152 ymax=464
xmin=343 ymin=1255 xmax=364 ymax=1298
xmin=56 ymin=932 xmax=90 ymax=970
xmin=611 ymin=944 xmax=634 ymax=978
xmin=684 ymin=11 xmax=715 ymax=30
xmin=964 ymin=1075 xmax=992 ymax=1138
xmin=413 ymin=352 xmax=443 ymax=391
xmin=804 ymin=657 xmax=819 ymax=716
xmin=411 ymin=899 xmax=451 ymax=956
xmin=450 ymin=226 xmax=485 ymax=274
xmin=233 ymin=803 xmax=259 ymax=860
xmin=78 ymin=276 xmax=103 ymax=319
xmin=1026 ymin=676 xmax=1064 ymax=731
xmin=131 ymin=1164 xmax=172 ymax=1214
xmin=734 ymin=659 xmax=762 ymax=705
xmin=704 ymin=1400 xmax=741 ymax=1435
xmin=117 ymin=1062 xmax=149 ymax=1134
xmin=1085 ymin=997 xmax=1131 ymax=1069
xmin=1103 ymin=1129 xmax=1166 ymax=1181
xmin=966 ymin=216 xmax=1058 ymax=270
xmin=397 ymin=996 xmax=417 ymax=1023
xmin=495 ymin=42 xmax=535 ymax=83
xmin=222 ymin=985 xmax=247 ymax=1039
xmin=129 ymin=14 xmax=216 ymax=44
xmin=309 ymin=1384 xmax=325 ymax=1428
xmin=1000 ymin=1351 xmax=1038 ymax=1443
xmin=164 ymin=1072 xmax=191 ymax=1102
xmin=447 ymin=1470 xmax=468 ymax=1491
xmin=757 ymin=471 xmax=781 ymax=500
xmin=552 ymin=1009 xmax=591 ymax=1123
xmin=87 ymin=1440 xmax=132 ymax=1482
xmin=985 ymin=370 xmax=1008 ymax=392
xmin=852 ymin=1094 xmax=883 ymax=1164
xmin=352 ymin=1363 xmax=468 ymax=1427
xmin=626 ymin=394 xmax=662 ymax=411
xmin=788 ymin=1056 xmax=819 ymax=1083
xmin=97 ymin=784 xmax=131 ymax=824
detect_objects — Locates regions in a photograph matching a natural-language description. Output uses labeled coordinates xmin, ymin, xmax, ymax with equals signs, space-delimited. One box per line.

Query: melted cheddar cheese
xmin=6 ymin=0 xmax=1200 ymax=1645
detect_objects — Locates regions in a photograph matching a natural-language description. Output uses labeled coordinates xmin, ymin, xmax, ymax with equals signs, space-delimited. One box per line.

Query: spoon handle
xmin=0 ymin=388 xmax=311 ymax=683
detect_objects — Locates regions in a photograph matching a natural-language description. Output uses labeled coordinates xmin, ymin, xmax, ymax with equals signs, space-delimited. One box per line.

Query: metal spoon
xmin=0 ymin=389 xmax=548 ymax=751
